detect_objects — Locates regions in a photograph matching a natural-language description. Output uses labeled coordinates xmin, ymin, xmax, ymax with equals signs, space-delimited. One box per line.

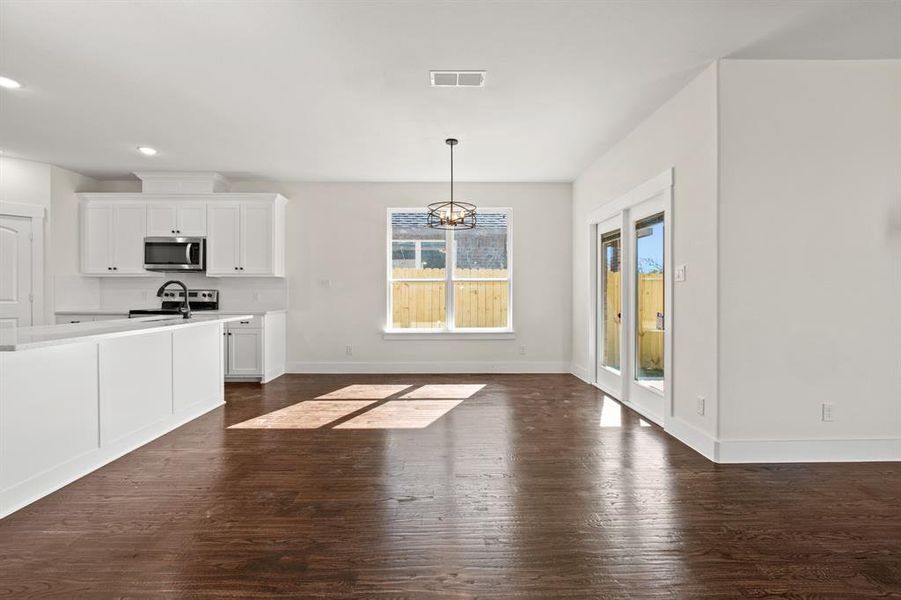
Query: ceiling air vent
xmin=430 ymin=70 xmax=486 ymax=88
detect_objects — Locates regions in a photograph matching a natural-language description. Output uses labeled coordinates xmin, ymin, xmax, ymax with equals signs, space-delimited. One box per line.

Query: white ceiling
xmin=1 ymin=0 xmax=898 ymax=182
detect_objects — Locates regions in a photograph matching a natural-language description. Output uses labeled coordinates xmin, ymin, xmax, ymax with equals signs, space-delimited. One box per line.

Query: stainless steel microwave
xmin=144 ymin=237 xmax=206 ymax=272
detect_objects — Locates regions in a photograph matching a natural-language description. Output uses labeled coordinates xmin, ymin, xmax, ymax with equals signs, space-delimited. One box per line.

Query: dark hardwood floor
xmin=1 ymin=374 xmax=899 ymax=598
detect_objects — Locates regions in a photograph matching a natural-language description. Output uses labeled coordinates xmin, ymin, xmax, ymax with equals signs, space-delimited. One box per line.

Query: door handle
xmin=185 ymin=243 xmax=193 ymax=264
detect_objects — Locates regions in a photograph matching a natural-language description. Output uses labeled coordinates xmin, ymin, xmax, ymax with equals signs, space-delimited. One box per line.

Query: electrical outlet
xmin=675 ymin=264 xmax=687 ymax=282
xmin=696 ymin=395 xmax=705 ymax=416
xmin=822 ymin=403 xmax=835 ymax=422
xmin=519 ymin=345 xmax=526 ymax=355
xmin=345 ymin=345 xmax=353 ymax=356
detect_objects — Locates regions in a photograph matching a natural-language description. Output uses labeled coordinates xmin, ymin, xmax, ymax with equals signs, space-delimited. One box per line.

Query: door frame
xmin=0 ymin=201 xmax=45 ymax=326
xmin=586 ymin=169 xmax=673 ymax=427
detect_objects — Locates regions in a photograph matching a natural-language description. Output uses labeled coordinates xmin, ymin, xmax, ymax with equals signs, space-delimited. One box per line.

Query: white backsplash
xmin=55 ymin=274 xmax=287 ymax=312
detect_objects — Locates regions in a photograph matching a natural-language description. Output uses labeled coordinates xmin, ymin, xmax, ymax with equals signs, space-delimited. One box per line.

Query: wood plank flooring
xmin=1 ymin=374 xmax=899 ymax=598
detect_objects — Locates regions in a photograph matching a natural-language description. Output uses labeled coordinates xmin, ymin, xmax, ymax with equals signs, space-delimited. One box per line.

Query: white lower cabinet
xmin=222 ymin=312 xmax=286 ymax=383
xmin=225 ymin=328 xmax=263 ymax=377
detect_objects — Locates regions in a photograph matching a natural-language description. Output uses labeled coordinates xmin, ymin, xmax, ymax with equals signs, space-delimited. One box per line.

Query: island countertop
xmin=0 ymin=315 xmax=252 ymax=352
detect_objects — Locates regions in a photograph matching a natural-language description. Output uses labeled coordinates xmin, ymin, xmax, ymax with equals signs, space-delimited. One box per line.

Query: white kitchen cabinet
xmin=147 ymin=202 xmax=207 ymax=236
xmin=206 ymin=202 xmax=241 ymax=274
xmin=221 ymin=312 xmax=286 ymax=382
xmin=77 ymin=191 xmax=286 ymax=279
xmin=80 ymin=201 xmax=148 ymax=275
xmin=225 ymin=328 xmax=263 ymax=377
xmin=207 ymin=197 xmax=286 ymax=277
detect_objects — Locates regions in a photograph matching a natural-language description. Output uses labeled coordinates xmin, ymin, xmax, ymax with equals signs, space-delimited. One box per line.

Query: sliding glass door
xmin=595 ymin=195 xmax=667 ymax=423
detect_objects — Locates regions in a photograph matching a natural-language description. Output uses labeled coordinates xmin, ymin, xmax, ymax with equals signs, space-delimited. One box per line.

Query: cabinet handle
xmin=239 ymin=321 xmax=250 ymax=324
xmin=239 ymin=267 xmax=244 ymax=270
xmin=171 ymin=229 xmax=175 ymax=234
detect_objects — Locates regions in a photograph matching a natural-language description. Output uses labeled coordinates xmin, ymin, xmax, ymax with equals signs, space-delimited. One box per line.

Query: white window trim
xmin=385 ymin=207 xmax=514 ymax=335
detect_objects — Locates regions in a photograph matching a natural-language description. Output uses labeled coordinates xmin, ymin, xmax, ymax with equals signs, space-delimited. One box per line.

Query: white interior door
xmin=627 ymin=195 xmax=666 ymax=420
xmin=596 ymin=214 xmax=626 ymax=399
xmin=0 ymin=215 xmax=34 ymax=327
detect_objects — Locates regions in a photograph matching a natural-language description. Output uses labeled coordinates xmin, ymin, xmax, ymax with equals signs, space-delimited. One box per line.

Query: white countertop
xmin=55 ymin=308 xmax=287 ymax=315
xmin=0 ymin=315 xmax=251 ymax=352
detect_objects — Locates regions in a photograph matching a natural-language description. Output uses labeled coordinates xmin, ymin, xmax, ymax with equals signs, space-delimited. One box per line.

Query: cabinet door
xmin=147 ymin=204 xmax=178 ymax=236
xmin=81 ymin=203 xmax=114 ymax=274
xmin=113 ymin=204 xmax=148 ymax=274
xmin=227 ymin=329 xmax=262 ymax=376
xmin=176 ymin=203 xmax=207 ymax=236
xmin=207 ymin=203 xmax=241 ymax=275
xmin=241 ymin=202 xmax=273 ymax=275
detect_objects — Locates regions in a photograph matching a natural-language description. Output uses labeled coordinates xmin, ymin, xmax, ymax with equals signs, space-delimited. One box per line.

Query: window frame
xmin=385 ymin=207 xmax=513 ymax=336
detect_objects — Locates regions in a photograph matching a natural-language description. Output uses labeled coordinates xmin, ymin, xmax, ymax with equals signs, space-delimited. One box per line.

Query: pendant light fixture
xmin=427 ymin=138 xmax=477 ymax=229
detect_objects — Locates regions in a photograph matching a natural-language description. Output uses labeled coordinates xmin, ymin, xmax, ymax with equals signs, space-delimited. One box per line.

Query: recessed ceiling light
xmin=137 ymin=146 xmax=158 ymax=156
xmin=0 ymin=76 xmax=22 ymax=89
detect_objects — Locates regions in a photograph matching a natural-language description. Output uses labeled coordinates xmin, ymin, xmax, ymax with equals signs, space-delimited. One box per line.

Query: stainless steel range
xmin=129 ymin=289 xmax=219 ymax=318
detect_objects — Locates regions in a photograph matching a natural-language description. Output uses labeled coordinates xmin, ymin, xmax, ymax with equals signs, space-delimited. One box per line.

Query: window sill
xmin=383 ymin=329 xmax=516 ymax=341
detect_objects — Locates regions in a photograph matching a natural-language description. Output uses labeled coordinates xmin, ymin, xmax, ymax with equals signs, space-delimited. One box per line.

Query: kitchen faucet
xmin=156 ymin=280 xmax=191 ymax=319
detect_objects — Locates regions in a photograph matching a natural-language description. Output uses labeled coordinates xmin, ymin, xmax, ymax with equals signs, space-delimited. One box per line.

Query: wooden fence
xmin=391 ymin=268 xmax=508 ymax=329
xmin=603 ymin=272 xmax=663 ymax=373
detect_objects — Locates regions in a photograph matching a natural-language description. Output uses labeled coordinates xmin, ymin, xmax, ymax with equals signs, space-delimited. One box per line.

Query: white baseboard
xmin=288 ymin=361 xmax=571 ymax=374
xmin=570 ymin=363 xmax=591 ymax=383
xmin=664 ymin=417 xmax=718 ymax=461
xmin=716 ymin=437 xmax=901 ymax=464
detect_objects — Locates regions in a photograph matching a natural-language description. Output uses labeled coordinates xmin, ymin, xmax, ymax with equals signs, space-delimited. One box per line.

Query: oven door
xmin=144 ymin=237 xmax=206 ymax=271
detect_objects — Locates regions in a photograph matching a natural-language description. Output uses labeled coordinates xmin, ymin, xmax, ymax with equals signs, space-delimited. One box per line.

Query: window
xmin=388 ymin=209 xmax=511 ymax=332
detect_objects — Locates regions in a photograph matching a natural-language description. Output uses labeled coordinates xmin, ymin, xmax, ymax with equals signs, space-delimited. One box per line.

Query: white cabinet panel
xmin=0 ymin=343 xmax=99 ymax=492
xmin=81 ymin=204 xmax=114 ymax=274
xmin=173 ymin=323 xmax=222 ymax=412
xmin=207 ymin=203 xmax=241 ymax=275
xmin=81 ymin=201 xmax=148 ymax=275
xmin=113 ymin=204 xmax=148 ymax=274
xmin=99 ymin=331 xmax=172 ymax=444
xmin=148 ymin=202 xmax=207 ymax=236
xmin=147 ymin=204 xmax=178 ymax=236
xmin=241 ymin=202 xmax=273 ymax=275
xmin=177 ymin=203 xmax=207 ymax=236
xmin=226 ymin=329 xmax=262 ymax=376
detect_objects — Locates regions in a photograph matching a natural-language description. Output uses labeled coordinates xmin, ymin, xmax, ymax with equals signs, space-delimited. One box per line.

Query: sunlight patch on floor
xmin=334 ymin=400 xmax=465 ymax=429
xmin=228 ymin=400 xmax=377 ymax=429
xmin=600 ymin=396 xmax=622 ymax=427
xmin=400 ymin=384 xmax=486 ymax=399
xmin=315 ymin=384 xmax=412 ymax=400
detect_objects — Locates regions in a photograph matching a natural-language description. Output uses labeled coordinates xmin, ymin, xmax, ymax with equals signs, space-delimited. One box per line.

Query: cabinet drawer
xmin=225 ymin=315 xmax=262 ymax=329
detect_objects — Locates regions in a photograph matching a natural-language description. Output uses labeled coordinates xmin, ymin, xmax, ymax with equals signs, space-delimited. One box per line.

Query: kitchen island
xmin=0 ymin=315 xmax=249 ymax=518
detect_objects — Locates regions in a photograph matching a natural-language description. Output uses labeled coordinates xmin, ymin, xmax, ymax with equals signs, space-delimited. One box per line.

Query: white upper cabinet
xmin=147 ymin=202 xmax=207 ymax=237
xmin=207 ymin=202 xmax=242 ymax=274
xmin=206 ymin=196 xmax=286 ymax=277
xmin=80 ymin=201 xmax=148 ymax=275
xmin=112 ymin=204 xmax=149 ymax=274
xmin=78 ymin=192 xmax=286 ymax=278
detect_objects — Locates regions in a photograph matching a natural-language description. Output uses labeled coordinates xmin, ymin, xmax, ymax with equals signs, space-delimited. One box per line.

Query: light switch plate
xmin=675 ymin=265 xmax=686 ymax=282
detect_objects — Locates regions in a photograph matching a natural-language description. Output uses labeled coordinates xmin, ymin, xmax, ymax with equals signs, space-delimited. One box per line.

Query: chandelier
xmin=427 ymin=138 xmax=477 ymax=229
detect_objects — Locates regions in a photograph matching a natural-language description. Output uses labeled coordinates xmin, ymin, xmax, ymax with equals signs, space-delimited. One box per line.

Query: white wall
xmin=717 ymin=60 xmax=901 ymax=446
xmin=227 ymin=181 xmax=573 ymax=373
xmin=572 ymin=64 xmax=719 ymax=437
xmin=50 ymin=166 xmax=101 ymax=314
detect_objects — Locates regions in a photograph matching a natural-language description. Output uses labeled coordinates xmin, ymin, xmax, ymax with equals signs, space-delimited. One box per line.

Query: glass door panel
xmin=634 ymin=212 xmax=664 ymax=393
xmin=600 ymin=230 xmax=622 ymax=371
